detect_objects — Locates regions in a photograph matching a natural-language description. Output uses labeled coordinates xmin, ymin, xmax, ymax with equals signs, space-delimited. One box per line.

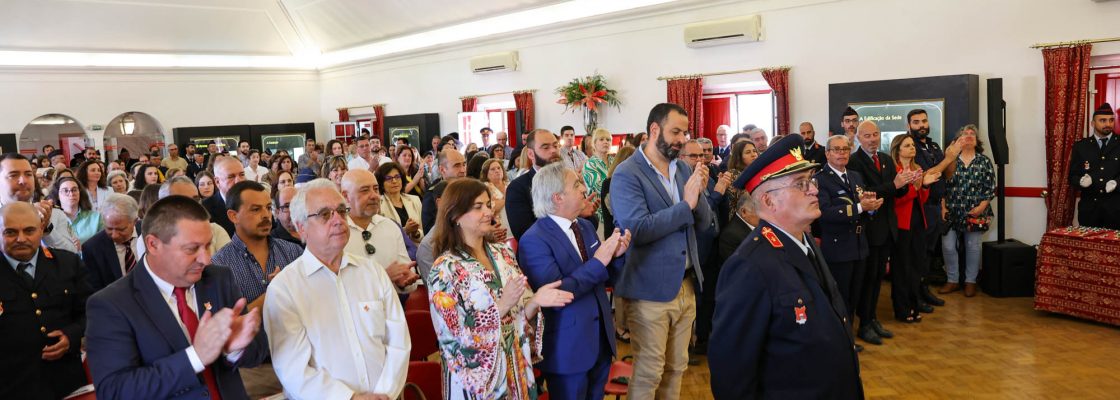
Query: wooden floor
xmin=616 ymin=282 xmax=1120 ymax=400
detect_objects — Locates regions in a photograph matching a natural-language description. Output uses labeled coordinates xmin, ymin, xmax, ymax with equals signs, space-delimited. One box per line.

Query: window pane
xmin=736 ymin=93 xmax=774 ymax=138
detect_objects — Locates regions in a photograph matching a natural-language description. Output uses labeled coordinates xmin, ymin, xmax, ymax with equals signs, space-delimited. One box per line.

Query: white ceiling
xmin=0 ymin=0 xmax=673 ymax=68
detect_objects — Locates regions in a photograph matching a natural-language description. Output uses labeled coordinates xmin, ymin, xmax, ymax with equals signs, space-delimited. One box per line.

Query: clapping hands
xmin=592 ymin=228 xmax=633 ymax=265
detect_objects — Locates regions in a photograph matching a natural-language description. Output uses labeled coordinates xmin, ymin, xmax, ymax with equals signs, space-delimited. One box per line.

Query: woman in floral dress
xmin=582 ymin=128 xmax=613 ymax=224
xmin=427 ymin=179 xmax=574 ymax=399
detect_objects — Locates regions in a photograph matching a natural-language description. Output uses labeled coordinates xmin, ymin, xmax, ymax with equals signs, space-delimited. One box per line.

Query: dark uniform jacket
xmin=0 ymin=248 xmax=91 ymax=399
xmin=815 ymin=166 xmax=869 ymax=263
xmin=710 ymin=220 xmax=863 ymax=399
xmin=804 ymin=141 xmax=826 ymax=166
xmin=202 ymin=192 xmax=235 ymax=236
xmin=912 ymin=135 xmax=947 ymax=234
xmin=1068 ymin=135 xmax=1120 ymax=229
xmin=847 ymin=148 xmax=909 ymax=247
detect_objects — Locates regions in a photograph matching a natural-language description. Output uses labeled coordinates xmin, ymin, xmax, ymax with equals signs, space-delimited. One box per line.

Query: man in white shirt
xmin=340 ymin=169 xmax=420 ymax=294
xmin=348 ymin=135 xmax=391 ymax=172
xmin=559 ymin=125 xmax=588 ymax=173
xmin=0 ymin=153 xmax=79 ymax=253
xmin=265 ymin=179 xmax=411 ymax=400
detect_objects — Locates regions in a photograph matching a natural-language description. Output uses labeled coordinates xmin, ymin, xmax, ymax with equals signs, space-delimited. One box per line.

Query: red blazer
xmin=894 ymin=164 xmax=929 ymax=231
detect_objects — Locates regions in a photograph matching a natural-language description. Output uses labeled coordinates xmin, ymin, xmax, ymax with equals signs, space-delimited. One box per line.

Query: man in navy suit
xmin=714 ymin=125 xmax=731 ymax=162
xmin=518 ymin=163 xmax=631 ymax=400
xmin=83 ymin=193 xmax=140 ymax=292
xmin=847 ymin=121 xmax=913 ymax=345
xmin=610 ymin=103 xmax=712 ymax=399
xmin=814 ymin=135 xmax=884 ymax=349
xmin=0 ymin=202 xmax=91 ymax=399
xmin=710 ymin=134 xmax=862 ymax=399
xmin=86 ymin=195 xmax=267 ymax=400
xmin=507 ymin=128 xmax=561 ymax=240
xmin=203 ymin=157 xmax=246 ymax=236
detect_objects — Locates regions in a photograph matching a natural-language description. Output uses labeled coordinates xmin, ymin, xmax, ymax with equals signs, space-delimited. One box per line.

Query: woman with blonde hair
xmin=583 ymin=128 xmax=613 ymax=223
xmin=480 ymin=158 xmax=512 ymax=241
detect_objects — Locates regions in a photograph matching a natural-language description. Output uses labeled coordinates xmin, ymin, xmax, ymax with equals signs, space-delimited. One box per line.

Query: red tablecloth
xmin=1034 ymin=228 xmax=1120 ymax=326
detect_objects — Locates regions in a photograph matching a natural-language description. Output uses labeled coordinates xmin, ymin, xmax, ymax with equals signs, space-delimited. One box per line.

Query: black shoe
xmin=871 ymin=320 xmax=894 ymax=338
xmin=855 ymin=343 xmax=864 ymax=352
xmin=918 ymin=303 xmax=935 ymax=314
xmin=858 ymin=327 xmax=883 ymax=345
xmin=688 ymin=354 xmax=702 ymax=366
xmin=922 ymin=284 xmax=946 ymax=306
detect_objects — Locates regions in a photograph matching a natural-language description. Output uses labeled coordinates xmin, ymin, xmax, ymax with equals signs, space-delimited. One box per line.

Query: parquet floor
xmin=617 ymin=282 xmax=1120 ymax=400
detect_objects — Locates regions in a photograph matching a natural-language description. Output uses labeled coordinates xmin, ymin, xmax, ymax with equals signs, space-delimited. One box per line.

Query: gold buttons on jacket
xmin=797 ymin=298 xmax=804 ymax=305
xmin=40 ymin=326 xmax=46 ymax=333
xmin=35 ymin=309 xmax=42 ymax=316
xmin=30 ymin=292 xmax=37 ymax=299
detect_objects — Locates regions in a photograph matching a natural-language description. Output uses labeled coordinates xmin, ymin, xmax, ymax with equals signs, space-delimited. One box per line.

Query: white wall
xmin=318 ymin=0 xmax=1120 ymax=244
xmin=0 ymin=68 xmax=322 ymax=149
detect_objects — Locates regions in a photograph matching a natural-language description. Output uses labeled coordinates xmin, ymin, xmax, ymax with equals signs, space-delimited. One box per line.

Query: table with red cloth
xmin=1035 ymin=227 xmax=1120 ymax=326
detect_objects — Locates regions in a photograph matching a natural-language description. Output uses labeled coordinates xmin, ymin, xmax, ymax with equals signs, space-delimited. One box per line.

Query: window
xmin=703 ymin=89 xmax=775 ymax=139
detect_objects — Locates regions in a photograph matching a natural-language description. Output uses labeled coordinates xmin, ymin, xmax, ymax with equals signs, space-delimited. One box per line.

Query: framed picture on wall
xmin=849 ymin=98 xmax=946 ymax=153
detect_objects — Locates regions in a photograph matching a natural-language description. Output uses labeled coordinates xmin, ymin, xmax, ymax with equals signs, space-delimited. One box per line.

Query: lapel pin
xmin=203 ymin=302 xmax=212 ymax=311
xmin=363 ymin=304 xmax=370 ymax=311
xmin=794 ymin=305 xmax=808 ymax=325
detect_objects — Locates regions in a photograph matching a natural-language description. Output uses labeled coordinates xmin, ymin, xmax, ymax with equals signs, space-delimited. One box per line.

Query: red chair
xmin=405 ymin=286 xmax=430 ymax=312
xmin=404 ymin=361 xmax=441 ymax=400
xmin=406 ymin=310 xmax=439 ymax=361
xmin=603 ymin=356 xmax=634 ymax=400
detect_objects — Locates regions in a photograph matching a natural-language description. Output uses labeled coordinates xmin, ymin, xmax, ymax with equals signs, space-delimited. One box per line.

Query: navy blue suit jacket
xmin=86 ymin=261 xmax=268 ymax=400
xmin=506 ymin=168 xmax=537 ymax=240
xmin=82 ymin=230 xmax=124 ymax=292
xmin=814 ymin=167 xmax=870 ymax=263
xmin=518 ymin=217 xmax=621 ymax=374
xmin=709 ymin=220 xmax=863 ymax=399
xmin=203 ymin=193 xmax=235 ymax=237
xmin=610 ymin=150 xmax=712 ymax=302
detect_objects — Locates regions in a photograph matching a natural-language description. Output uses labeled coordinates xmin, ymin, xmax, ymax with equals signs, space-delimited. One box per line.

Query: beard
xmin=1097 ymin=125 xmax=1115 ymax=136
xmin=534 ymin=152 xmax=557 ymax=168
xmin=910 ymin=127 xmax=929 ymax=138
xmin=656 ymin=133 xmax=680 ymax=159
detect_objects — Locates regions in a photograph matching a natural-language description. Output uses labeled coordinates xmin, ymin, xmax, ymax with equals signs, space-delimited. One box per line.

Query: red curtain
xmin=761 ymin=67 xmax=791 ymax=136
xmin=338 ymin=108 xmax=350 ymax=122
xmin=373 ymin=105 xmax=385 ymax=140
xmin=513 ymin=91 xmax=535 ymax=135
xmin=1043 ymin=44 xmax=1093 ymax=230
xmin=462 ymin=97 xmax=477 ymax=112
xmin=666 ymin=77 xmax=704 ymax=135
xmin=701 ymin=97 xmax=731 ymax=141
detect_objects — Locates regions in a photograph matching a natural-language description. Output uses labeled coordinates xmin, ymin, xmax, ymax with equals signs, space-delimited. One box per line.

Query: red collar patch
xmin=761 ymin=227 xmax=783 ymax=248
xmin=41 ymin=246 xmax=53 ymax=259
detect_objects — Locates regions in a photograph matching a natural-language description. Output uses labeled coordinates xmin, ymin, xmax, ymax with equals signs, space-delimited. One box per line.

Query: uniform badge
xmin=363 ymin=304 xmax=370 ymax=311
xmin=41 ymin=247 xmax=53 ymax=259
xmin=203 ymin=302 xmax=212 ymax=312
xmin=794 ymin=305 xmax=808 ymax=325
xmin=1085 ymin=161 xmax=1091 ymax=171
xmin=761 ymin=227 xmax=783 ymax=248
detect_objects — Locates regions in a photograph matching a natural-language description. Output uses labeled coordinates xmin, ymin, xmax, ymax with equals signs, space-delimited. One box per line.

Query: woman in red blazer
xmin=891 ymin=134 xmax=941 ymax=323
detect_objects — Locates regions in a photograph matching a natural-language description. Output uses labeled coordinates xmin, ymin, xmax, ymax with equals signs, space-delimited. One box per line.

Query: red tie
xmin=173 ymin=287 xmax=223 ymax=400
xmin=872 ymin=153 xmax=881 ymax=172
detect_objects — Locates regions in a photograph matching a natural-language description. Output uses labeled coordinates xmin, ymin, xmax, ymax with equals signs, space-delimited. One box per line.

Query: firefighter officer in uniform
xmin=1070 ymin=102 xmax=1120 ymax=229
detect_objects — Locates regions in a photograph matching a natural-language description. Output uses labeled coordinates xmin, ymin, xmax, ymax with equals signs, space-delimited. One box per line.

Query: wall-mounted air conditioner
xmin=684 ymin=15 xmax=762 ymax=48
xmin=470 ymin=51 xmax=519 ymax=74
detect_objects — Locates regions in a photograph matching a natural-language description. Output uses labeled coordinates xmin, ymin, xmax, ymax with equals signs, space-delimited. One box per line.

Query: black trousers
xmin=891 ymin=229 xmax=924 ymax=319
xmin=695 ymin=257 xmax=721 ymax=345
xmin=858 ymin=243 xmax=889 ymax=327
xmin=828 ymin=259 xmax=865 ymax=321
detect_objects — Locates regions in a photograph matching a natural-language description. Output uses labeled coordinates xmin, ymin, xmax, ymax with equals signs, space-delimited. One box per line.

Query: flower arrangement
xmin=554 ymin=73 xmax=622 ymax=113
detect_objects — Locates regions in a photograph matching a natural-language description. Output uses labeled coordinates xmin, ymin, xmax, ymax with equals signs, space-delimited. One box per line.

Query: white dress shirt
xmin=143 ymin=257 xmax=242 ymax=373
xmin=244 ymin=165 xmax=270 ymax=183
xmin=827 ymin=163 xmax=863 ymax=214
xmin=264 ymin=249 xmax=411 ymax=400
xmin=547 ymin=214 xmax=583 ymax=256
xmin=113 ymin=231 xmax=139 ymax=277
xmin=345 ymin=215 xmax=416 ymax=293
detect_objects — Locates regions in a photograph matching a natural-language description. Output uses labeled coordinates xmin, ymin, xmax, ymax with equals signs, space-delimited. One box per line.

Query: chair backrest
xmin=404 ymin=361 xmax=442 ymax=400
xmin=405 ymin=286 xmax=430 ymax=312
xmin=405 ymin=309 xmax=439 ymax=361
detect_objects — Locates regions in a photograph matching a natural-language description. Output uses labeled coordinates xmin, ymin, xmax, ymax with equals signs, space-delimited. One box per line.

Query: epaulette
xmin=761 ymin=227 xmax=783 ymax=248
xmin=41 ymin=246 xmax=53 ymax=259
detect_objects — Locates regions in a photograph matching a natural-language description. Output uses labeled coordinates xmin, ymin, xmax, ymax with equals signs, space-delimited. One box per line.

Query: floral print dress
xmin=583 ymin=155 xmax=609 ymax=222
xmin=944 ymin=153 xmax=995 ymax=232
xmin=428 ymin=243 xmax=543 ymax=400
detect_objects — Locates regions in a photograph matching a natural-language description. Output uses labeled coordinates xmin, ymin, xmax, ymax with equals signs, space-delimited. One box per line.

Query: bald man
xmin=341 ymin=170 xmax=420 ymax=294
xmin=845 ymin=121 xmax=916 ymax=344
xmin=204 ymin=157 xmax=246 ymax=236
xmin=0 ymin=202 xmax=90 ymax=399
xmin=800 ymin=122 xmax=825 ymax=164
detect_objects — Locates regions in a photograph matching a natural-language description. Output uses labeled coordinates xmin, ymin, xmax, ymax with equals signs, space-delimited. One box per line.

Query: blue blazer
xmin=709 ymin=220 xmax=863 ymax=399
xmin=82 ymin=230 xmax=125 ymax=292
xmin=86 ymin=261 xmax=268 ymax=400
xmin=518 ymin=217 xmax=621 ymax=374
xmin=609 ymin=150 xmax=712 ymax=302
xmin=814 ymin=167 xmax=870 ymax=263
xmin=506 ymin=168 xmax=536 ymax=240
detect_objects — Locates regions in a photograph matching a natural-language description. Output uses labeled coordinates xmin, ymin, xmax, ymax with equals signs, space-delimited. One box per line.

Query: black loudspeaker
xmin=986 ymin=78 xmax=1009 ymax=165
xmin=979 ymin=239 xmax=1037 ymax=297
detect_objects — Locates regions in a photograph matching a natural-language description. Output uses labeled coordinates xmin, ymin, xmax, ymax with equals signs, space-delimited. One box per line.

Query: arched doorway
xmin=19 ymin=113 xmax=88 ymax=162
xmin=104 ymin=112 xmax=165 ymax=163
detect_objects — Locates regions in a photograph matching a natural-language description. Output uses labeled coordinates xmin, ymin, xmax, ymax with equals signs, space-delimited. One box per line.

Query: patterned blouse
xmin=428 ymin=243 xmax=543 ymax=400
xmin=583 ymin=155 xmax=610 ymax=221
xmin=944 ymin=153 xmax=995 ymax=232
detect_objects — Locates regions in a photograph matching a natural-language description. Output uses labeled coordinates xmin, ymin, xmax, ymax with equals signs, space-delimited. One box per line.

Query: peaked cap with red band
xmin=733 ymin=134 xmax=821 ymax=194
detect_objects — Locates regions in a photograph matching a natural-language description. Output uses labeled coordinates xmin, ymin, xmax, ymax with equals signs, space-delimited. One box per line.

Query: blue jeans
xmin=942 ymin=229 xmax=982 ymax=283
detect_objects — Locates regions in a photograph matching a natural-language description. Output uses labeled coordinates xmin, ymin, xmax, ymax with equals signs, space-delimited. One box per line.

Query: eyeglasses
xmin=766 ymin=178 xmax=818 ymax=194
xmin=383 ymin=174 xmax=402 ymax=182
xmin=681 ymin=153 xmax=703 ymax=160
xmin=275 ymin=204 xmax=290 ymax=212
xmin=361 ymin=230 xmax=376 ymax=255
xmin=309 ymin=205 xmax=350 ymax=221
xmin=829 ymin=147 xmax=851 ymax=152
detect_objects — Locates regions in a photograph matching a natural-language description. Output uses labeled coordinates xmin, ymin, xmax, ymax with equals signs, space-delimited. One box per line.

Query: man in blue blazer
xmin=710 ymin=134 xmax=862 ymax=399
xmin=814 ymin=135 xmax=883 ymax=348
xmin=519 ymin=163 xmax=631 ymax=400
xmin=506 ymin=128 xmax=561 ymax=240
xmin=609 ymin=103 xmax=712 ymax=399
xmin=86 ymin=195 xmax=267 ymax=400
xmin=83 ymin=193 xmax=140 ymax=292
